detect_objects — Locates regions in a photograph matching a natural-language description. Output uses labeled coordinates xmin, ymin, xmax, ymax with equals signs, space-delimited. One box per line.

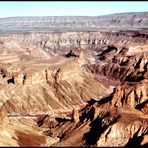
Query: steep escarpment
xmin=0 ymin=12 xmax=148 ymax=33
xmin=0 ymin=29 xmax=147 ymax=146
xmin=0 ymin=31 xmax=147 ymax=62
xmin=83 ymin=34 xmax=148 ymax=114
xmin=37 ymin=96 xmax=148 ymax=147
xmin=0 ymin=55 xmax=111 ymax=115
xmin=40 ymin=71 xmax=148 ymax=147
xmin=21 ymin=31 xmax=147 ymax=147
xmin=87 ymin=46 xmax=148 ymax=82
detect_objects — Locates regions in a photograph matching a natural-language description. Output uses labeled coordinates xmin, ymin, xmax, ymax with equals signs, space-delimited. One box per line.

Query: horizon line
xmin=0 ymin=11 xmax=148 ymax=19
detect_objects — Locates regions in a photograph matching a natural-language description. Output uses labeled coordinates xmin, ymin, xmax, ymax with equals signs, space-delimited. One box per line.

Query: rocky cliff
xmin=0 ymin=20 xmax=147 ymax=146
xmin=0 ymin=12 xmax=148 ymax=33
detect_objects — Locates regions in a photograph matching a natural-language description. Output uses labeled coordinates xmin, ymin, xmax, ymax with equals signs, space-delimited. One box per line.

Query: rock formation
xmin=0 ymin=13 xmax=147 ymax=146
xmin=0 ymin=12 xmax=148 ymax=33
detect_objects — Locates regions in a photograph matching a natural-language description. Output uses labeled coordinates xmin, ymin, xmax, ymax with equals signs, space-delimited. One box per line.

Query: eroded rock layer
xmin=0 ymin=29 xmax=147 ymax=146
xmin=0 ymin=12 xmax=148 ymax=33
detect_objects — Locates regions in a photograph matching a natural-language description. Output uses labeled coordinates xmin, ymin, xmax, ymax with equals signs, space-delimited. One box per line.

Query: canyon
xmin=0 ymin=12 xmax=147 ymax=147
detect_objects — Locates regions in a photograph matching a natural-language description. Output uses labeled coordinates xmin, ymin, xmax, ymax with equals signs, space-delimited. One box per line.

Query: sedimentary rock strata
xmin=0 ymin=14 xmax=147 ymax=146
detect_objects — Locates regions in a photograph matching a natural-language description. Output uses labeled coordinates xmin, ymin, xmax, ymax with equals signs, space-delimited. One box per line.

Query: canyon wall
xmin=0 ymin=30 xmax=147 ymax=146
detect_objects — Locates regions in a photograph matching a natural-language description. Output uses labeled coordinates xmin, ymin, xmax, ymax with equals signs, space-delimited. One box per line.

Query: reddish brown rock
xmin=0 ymin=25 xmax=147 ymax=146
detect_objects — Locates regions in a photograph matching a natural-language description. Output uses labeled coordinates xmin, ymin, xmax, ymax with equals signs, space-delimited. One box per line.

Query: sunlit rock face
xmin=0 ymin=13 xmax=148 ymax=146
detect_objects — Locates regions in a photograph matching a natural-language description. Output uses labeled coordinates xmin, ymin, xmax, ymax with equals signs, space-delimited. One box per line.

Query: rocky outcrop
xmin=0 ymin=55 xmax=110 ymax=115
xmin=85 ymin=43 xmax=148 ymax=82
xmin=0 ymin=27 xmax=147 ymax=146
xmin=11 ymin=30 xmax=147 ymax=147
xmin=0 ymin=31 xmax=147 ymax=65
xmin=111 ymin=79 xmax=148 ymax=113
xmin=41 ymin=97 xmax=147 ymax=147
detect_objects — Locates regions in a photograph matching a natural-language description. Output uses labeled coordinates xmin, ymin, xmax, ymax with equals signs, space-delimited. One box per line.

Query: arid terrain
xmin=0 ymin=12 xmax=147 ymax=147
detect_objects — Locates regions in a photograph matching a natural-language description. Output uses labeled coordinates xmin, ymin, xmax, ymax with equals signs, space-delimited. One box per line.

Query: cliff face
xmin=0 ymin=31 xmax=147 ymax=62
xmin=0 ymin=12 xmax=148 ymax=33
xmin=0 ymin=56 xmax=110 ymax=115
xmin=47 ymin=101 xmax=147 ymax=147
xmin=0 ymin=29 xmax=147 ymax=146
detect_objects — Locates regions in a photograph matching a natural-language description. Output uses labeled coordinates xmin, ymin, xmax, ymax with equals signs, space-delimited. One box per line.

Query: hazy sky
xmin=0 ymin=1 xmax=148 ymax=18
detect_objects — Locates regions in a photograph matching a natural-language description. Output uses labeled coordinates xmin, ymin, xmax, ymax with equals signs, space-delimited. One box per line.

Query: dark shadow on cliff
xmin=55 ymin=117 xmax=72 ymax=123
xmin=125 ymin=130 xmax=147 ymax=148
xmin=79 ymin=106 xmax=95 ymax=123
xmin=65 ymin=50 xmax=78 ymax=58
xmin=7 ymin=76 xmax=15 ymax=84
xmin=135 ymin=100 xmax=148 ymax=111
xmin=83 ymin=112 xmax=120 ymax=146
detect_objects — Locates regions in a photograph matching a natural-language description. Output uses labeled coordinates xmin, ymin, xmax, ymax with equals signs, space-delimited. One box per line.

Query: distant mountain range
xmin=0 ymin=12 xmax=148 ymax=34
